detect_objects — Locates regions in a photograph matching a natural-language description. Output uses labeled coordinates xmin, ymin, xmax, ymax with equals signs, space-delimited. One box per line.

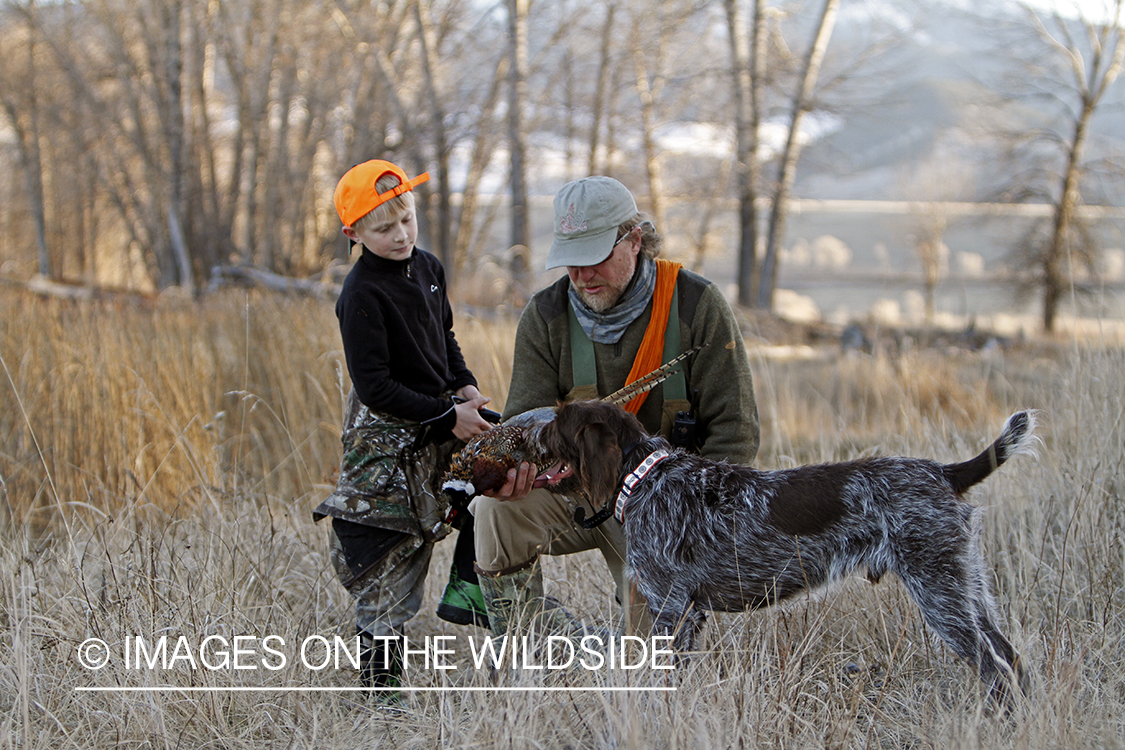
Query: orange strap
xmin=622 ymin=259 xmax=682 ymax=414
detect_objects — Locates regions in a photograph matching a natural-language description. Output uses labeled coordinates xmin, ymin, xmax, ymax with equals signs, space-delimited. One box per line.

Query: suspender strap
xmin=568 ymin=303 xmax=597 ymax=389
xmin=661 ymin=282 xmax=686 ymax=401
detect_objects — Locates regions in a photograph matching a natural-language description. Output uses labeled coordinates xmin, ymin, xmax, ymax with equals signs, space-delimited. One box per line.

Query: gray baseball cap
xmin=546 ymin=176 xmax=638 ymax=269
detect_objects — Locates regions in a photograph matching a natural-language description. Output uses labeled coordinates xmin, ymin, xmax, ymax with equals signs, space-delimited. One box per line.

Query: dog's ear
xmin=574 ymin=421 xmax=623 ymax=506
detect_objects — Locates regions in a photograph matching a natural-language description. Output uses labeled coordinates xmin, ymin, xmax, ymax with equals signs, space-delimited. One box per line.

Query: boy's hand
xmin=482 ymin=462 xmax=538 ymax=502
xmin=455 ymin=384 xmax=483 ymax=401
xmin=452 ymin=396 xmax=493 ymax=441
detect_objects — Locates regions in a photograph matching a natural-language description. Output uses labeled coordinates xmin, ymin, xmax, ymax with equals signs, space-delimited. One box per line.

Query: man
xmin=471 ymin=175 xmax=760 ymax=637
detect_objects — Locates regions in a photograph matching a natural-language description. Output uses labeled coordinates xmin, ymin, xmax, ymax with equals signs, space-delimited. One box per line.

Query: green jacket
xmin=503 ymin=269 xmax=759 ymax=465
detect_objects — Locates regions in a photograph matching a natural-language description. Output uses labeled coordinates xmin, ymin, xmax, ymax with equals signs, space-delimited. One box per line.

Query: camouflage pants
xmin=328 ymin=521 xmax=433 ymax=638
xmin=314 ymin=389 xmax=459 ymax=638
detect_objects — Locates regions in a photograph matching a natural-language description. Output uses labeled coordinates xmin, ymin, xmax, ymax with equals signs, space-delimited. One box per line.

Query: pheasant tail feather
xmin=603 ymin=345 xmax=704 ymax=406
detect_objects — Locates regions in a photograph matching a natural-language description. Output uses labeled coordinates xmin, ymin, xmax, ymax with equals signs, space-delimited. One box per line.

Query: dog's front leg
xmin=630 ymin=554 xmax=707 ymax=656
xmin=649 ymin=599 xmax=705 ymax=657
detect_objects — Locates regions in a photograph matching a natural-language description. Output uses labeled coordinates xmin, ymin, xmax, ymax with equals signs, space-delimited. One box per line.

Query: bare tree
xmin=627 ymin=3 xmax=671 ymax=233
xmin=34 ymin=0 xmax=198 ymax=288
xmin=453 ymin=53 xmax=508 ymax=276
xmin=901 ymin=155 xmax=975 ymax=325
xmin=328 ymin=0 xmax=434 ymax=249
xmin=414 ymin=0 xmax=453 ymax=270
xmin=1008 ymin=1 xmax=1125 ymax=332
xmin=724 ymin=0 xmax=767 ymax=307
xmin=506 ymin=0 xmax=532 ymax=300
xmin=624 ymin=0 xmax=719 ymax=234
xmin=0 ymin=0 xmax=50 ymax=278
xmin=588 ymin=1 xmax=618 ymax=175
xmin=0 ymin=0 xmax=895 ymax=303
xmin=757 ymin=0 xmax=840 ymax=311
xmin=161 ymin=0 xmax=193 ymax=292
xmin=0 ymin=0 xmax=519 ymax=291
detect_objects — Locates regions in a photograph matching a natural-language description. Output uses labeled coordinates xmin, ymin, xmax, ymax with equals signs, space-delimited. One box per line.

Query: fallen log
xmin=207 ymin=265 xmax=342 ymax=299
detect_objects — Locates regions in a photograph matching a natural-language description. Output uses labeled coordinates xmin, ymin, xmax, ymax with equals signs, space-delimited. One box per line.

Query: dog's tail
xmin=944 ymin=410 xmax=1038 ymax=494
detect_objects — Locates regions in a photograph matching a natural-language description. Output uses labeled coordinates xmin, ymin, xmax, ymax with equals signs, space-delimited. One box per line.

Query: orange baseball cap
xmin=334 ymin=160 xmax=430 ymax=226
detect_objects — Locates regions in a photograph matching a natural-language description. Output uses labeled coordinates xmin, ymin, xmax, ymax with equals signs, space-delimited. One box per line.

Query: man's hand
xmin=482 ymin=461 xmax=538 ymax=502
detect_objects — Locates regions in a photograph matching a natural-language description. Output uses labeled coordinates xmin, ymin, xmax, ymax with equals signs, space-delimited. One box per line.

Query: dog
xmin=533 ymin=400 xmax=1035 ymax=706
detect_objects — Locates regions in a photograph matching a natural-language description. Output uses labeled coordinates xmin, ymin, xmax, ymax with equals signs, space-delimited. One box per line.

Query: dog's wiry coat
xmin=536 ymin=401 xmax=1035 ymax=706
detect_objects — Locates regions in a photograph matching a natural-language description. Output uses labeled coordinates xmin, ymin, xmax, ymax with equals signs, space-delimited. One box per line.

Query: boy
xmin=313 ymin=159 xmax=493 ymax=688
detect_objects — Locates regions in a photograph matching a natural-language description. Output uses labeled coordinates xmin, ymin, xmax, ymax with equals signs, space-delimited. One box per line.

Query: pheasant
xmin=440 ymin=405 xmax=560 ymax=503
xmin=441 ymin=348 xmax=700 ymax=512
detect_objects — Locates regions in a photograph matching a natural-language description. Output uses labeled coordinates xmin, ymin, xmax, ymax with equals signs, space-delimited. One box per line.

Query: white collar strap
xmin=614 ymin=448 xmax=671 ymax=523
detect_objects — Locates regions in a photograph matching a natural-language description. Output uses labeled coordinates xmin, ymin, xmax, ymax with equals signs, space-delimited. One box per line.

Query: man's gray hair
xmin=617 ymin=215 xmax=662 ymax=260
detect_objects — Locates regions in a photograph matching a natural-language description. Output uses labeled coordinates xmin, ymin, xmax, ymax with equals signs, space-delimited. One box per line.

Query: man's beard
xmin=574 ymin=267 xmax=642 ymax=312
xmin=572 ymin=283 xmax=627 ymax=313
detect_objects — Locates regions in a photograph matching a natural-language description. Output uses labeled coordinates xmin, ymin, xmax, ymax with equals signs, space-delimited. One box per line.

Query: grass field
xmin=1 ymin=289 xmax=1124 ymax=748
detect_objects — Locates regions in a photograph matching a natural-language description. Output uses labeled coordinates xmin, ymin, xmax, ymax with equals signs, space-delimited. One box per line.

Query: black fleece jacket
xmin=335 ymin=247 xmax=476 ymax=433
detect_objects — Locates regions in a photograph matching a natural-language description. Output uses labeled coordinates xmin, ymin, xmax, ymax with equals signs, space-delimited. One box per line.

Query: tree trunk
xmin=1043 ymin=100 xmax=1091 ymax=332
xmin=414 ymin=0 xmax=452 ymax=272
xmin=191 ymin=9 xmax=227 ymax=273
xmin=163 ymin=0 xmax=194 ymax=292
xmin=632 ymin=44 xmax=665 ymax=233
xmin=454 ymin=53 xmax=508 ymax=276
xmin=757 ymin=0 xmax=839 ymax=311
xmin=748 ymin=0 xmax=766 ymax=296
xmin=588 ymin=1 xmax=617 ymax=175
xmin=724 ymin=0 xmax=764 ymax=307
xmin=2 ymin=1 xmax=52 ymax=278
xmin=604 ymin=62 xmax=624 ymax=178
xmin=261 ymin=52 xmax=295 ymax=273
xmin=506 ymin=0 xmax=532 ymax=300
xmin=3 ymin=101 xmax=51 ymax=279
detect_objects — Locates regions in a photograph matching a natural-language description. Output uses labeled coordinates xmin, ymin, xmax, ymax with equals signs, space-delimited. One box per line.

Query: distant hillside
xmin=794 ymin=0 xmax=1125 ymax=203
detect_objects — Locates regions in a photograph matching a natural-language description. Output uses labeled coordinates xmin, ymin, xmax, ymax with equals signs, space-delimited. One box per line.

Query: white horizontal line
xmin=75 ymin=686 xmax=676 ymax=693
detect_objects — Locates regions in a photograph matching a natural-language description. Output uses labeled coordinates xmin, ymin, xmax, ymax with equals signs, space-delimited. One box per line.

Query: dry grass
xmin=2 ymin=289 xmax=1124 ymax=748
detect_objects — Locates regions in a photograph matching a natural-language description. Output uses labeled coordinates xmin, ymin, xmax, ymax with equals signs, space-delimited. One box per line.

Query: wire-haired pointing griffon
xmin=450 ymin=400 xmax=1036 ymax=708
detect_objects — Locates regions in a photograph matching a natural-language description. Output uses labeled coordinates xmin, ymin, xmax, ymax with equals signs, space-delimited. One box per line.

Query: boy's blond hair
xmin=352 ymin=174 xmax=415 ymax=231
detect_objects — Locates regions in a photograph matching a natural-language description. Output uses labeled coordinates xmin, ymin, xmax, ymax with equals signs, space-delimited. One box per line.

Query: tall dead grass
xmin=2 ymin=289 xmax=1124 ymax=748
xmin=0 ymin=290 xmax=516 ymax=529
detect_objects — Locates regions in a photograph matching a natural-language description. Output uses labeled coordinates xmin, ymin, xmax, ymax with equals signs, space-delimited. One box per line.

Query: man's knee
xmin=466 ymin=494 xmax=505 ymax=526
xmin=471 ymin=491 xmax=578 ymax=573
xmin=471 ymin=497 xmax=536 ymax=572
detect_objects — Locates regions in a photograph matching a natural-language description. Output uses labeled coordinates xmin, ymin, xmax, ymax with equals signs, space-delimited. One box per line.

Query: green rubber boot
xmin=436 ymin=526 xmax=490 ymax=627
xmin=436 ymin=567 xmax=489 ymax=626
